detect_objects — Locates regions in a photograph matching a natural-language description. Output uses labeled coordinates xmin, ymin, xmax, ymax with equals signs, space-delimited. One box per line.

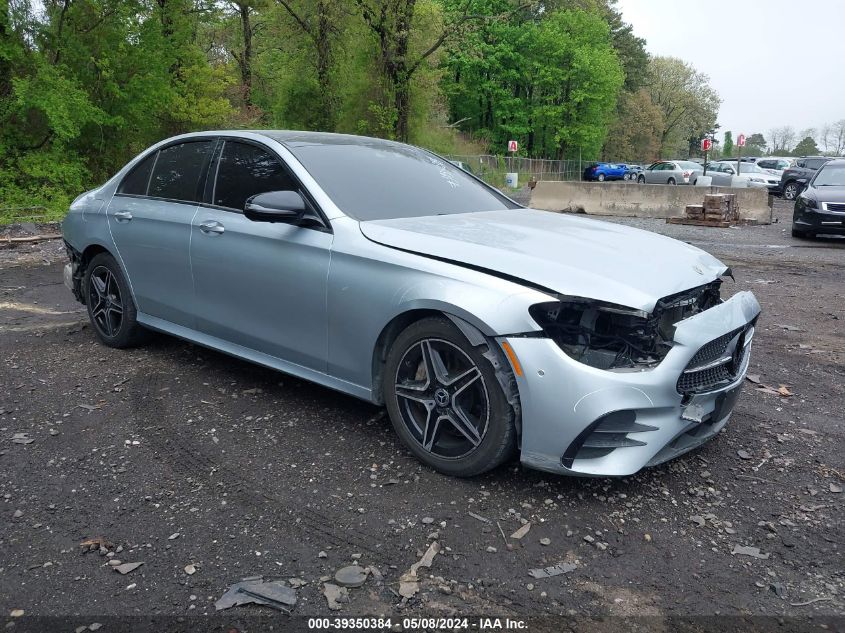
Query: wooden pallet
xmin=667 ymin=217 xmax=732 ymax=227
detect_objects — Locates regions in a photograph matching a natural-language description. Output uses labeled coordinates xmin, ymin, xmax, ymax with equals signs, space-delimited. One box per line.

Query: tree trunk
xmin=239 ymin=3 xmax=253 ymax=107
xmin=394 ymin=75 xmax=410 ymax=142
xmin=314 ymin=0 xmax=334 ymax=130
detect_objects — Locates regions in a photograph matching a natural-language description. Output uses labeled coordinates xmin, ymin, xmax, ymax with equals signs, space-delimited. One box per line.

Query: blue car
xmin=583 ymin=162 xmax=626 ymax=182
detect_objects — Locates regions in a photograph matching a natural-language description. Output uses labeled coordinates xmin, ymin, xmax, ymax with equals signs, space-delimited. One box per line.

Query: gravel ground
xmin=0 ymin=200 xmax=843 ymax=626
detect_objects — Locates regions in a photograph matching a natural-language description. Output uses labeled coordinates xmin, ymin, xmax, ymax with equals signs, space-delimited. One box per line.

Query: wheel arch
xmin=370 ymin=308 xmax=492 ymax=406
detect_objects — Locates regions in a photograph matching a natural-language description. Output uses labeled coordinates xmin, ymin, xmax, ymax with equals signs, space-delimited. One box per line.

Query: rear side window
xmin=118 ymin=153 xmax=156 ymax=196
xmin=213 ymin=141 xmax=297 ymax=211
xmin=805 ymin=158 xmax=826 ymax=170
xmin=148 ymin=141 xmax=215 ymax=203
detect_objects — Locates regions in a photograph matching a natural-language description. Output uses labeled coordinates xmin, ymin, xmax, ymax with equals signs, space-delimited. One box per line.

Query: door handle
xmin=114 ymin=211 xmax=133 ymax=222
xmin=199 ymin=220 xmax=225 ymax=235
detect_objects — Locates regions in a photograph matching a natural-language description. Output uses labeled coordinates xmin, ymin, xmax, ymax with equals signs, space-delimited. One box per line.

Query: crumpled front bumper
xmin=503 ymin=290 xmax=761 ymax=477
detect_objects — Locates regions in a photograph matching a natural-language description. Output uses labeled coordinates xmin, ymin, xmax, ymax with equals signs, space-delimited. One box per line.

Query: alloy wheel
xmin=784 ymin=183 xmax=798 ymax=200
xmin=393 ymin=338 xmax=489 ymax=459
xmin=89 ymin=265 xmax=123 ymax=338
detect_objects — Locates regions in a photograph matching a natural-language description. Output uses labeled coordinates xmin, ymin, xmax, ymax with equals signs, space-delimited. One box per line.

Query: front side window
xmin=118 ymin=153 xmax=156 ymax=196
xmin=148 ymin=141 xmax=215 ymax=203
xmin=213 ymin=141 xmax=296 ymax=211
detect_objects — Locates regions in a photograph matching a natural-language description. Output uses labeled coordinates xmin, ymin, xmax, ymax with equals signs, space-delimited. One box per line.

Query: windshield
xmin=721 ymin=161 xmax=765 ymax=173
xmin=813 ymin=164 xmax=845 ymax=186
xmin=678 ymin=161 xmax=702 ymax=170
xmin=287 ymin=140 xmax=515 ymax=221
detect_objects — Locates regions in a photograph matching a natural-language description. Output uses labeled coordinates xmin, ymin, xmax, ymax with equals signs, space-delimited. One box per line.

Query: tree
xmin=744 ymin=132 xmax=767 ymax=155
xmin=444 ymin=5 xmax=623 ymax=159
xmin=647 ymin=56 xmax=720 ymax=156
xmin=769 ymin=126 xmax=796 ymax=154
xmin=792 ymin=136 xmax=819 ymax=156
xmin=722 ymin=131 xmax=733 ymax=157
xmin=275 ymin=0 xmax=347 ymax=130
xmin=602 ymin=88 xmax=662 ymax=161
xmin=355 ymin=0 xmax=520 ymax=142
xmin=820 ymin=120 xmax=845 ymax=155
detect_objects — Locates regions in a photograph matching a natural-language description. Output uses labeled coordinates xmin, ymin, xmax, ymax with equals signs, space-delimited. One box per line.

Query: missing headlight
xmin=529 ymin=281 xmax=722 ymax=370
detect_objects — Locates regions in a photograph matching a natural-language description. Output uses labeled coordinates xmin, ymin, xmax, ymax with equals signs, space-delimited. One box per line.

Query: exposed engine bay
xmin=529 ymin=280 xmax=723 ymax=370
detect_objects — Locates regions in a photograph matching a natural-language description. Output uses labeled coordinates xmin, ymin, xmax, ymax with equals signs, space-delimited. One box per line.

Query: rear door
xmin=189 ymin=139 xmax=333 ymax=371
xmin=107 ymin=139 xmax=215 ymax=327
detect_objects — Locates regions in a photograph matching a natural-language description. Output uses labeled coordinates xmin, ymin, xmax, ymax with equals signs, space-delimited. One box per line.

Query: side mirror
xmin=244 ymin=191 xmax=306 ymax=223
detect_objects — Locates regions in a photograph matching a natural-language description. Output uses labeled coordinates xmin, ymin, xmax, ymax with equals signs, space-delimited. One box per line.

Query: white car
xmin=694 ymin=161 xmax=780 ymax=191
xmin=755 ymin=157 xmax=793 ymax=179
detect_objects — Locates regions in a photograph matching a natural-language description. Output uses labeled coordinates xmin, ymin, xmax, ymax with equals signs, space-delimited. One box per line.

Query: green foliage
xmin=722 ymin=131 xmax=733 ymax=157
xmin=744 ymin=133 xmax=767 ymax=155
xmin=443 ymin=5 xmax=624 ymax=159
xmin=792 ymin=136 xmax=819 ymax=156
xmin=0 ymin=0 xmax=708 ymax=221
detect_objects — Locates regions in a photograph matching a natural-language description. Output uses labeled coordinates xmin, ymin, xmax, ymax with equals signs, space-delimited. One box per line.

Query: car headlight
xmin=749 ymin=177 xmax=764 ymax=183
xmin=529 ymin=284 xmax=722 ymax=371
xmin=799 ymin=195 xmax=817 ymax=210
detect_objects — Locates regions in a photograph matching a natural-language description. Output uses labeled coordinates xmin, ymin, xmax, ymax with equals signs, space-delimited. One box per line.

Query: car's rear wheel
xmin=667 ymin=177 xmax=676 ymax=185
xmin=597 ymin=173 xmax=605 ymax=182
xmin=783 ymin=181 xmax=799 ymax=200
xmin=383 ymin=317 xmax=517 ymax=477
xmin=84 ymin=253 xmax=147 ymax=348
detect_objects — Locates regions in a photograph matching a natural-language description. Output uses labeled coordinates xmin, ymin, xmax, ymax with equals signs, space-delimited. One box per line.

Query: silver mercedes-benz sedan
xmin=62 ymin=131 xmax=760 ymax=478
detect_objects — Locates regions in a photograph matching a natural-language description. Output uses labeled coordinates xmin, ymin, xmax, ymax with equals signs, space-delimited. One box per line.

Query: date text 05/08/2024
xmin=307 ymin=617 xmax=528 ymax=630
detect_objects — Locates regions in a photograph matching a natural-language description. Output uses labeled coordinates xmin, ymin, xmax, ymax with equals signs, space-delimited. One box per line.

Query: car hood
xmin=809 ymin=185 xmax=845 ymax=201
xmin=360 ymin=209 xmax=728 ymax=312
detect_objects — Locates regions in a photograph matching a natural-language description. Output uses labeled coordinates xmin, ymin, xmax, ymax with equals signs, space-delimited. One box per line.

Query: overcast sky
xmin=616 ymin=0 xmax=845 ymax=144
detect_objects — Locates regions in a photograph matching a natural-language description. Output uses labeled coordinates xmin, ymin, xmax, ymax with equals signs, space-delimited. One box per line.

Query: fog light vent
xmin=562 ymin=410 xmax=657 ymax=468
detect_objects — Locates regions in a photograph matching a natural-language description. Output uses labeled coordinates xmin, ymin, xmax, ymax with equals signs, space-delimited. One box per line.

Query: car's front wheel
xmin=383 ymin=317 xmax=517 ymax=477
xmin=84 ymin=252 xmax=147 ymax=348
xmin=637 ymin=175 xmax=645 ymax=184
xmin=783 ymin=181 xmax=800 ymax=200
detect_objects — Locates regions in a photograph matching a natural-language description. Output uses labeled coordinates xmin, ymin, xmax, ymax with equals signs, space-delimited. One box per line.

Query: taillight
xmin=682 ymin=170 xmax=692 ymax=177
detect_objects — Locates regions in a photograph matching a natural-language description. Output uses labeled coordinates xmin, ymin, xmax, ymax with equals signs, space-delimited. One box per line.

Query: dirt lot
xmin=0 ymin=200 xmax=843 ymax=627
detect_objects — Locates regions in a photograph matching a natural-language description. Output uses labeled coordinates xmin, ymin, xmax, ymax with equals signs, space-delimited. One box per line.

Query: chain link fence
xmin=447 ymin=155 xmax=586 ymax=187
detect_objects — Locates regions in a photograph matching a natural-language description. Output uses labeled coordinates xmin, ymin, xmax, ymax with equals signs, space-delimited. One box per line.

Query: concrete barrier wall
xmin=529 ymin=181 xmax=773 ymax=224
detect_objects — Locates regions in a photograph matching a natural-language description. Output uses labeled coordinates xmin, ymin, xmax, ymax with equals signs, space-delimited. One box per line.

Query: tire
xmin=383 ymin=316 xmax=517 ymax=477
xmin=84 ymin=252 xmax=148 ymax=348
xmin=637 ymin=175 xmax=645 ymax=184
xmin=667 ymin=177 xmax=676 ymax=185
xmin=783 ymin=181 xmax=799 ymax=200
xmin=597 ymin=173 xmax=605 ymax=182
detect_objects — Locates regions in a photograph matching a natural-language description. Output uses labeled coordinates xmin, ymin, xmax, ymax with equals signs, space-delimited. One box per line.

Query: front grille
xmin=825 ymin=202 xmax=845 ymax=212
xmin=677 ymin=324 xmax=753 ymax=394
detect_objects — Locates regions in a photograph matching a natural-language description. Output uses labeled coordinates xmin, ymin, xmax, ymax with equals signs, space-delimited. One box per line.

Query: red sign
xmin=701 ymin=138 xmax=712 ymax=152
xmin=507 ymin=140 xmax=518 ymax=153
xmin=737 ymin=134 xmax=746 ymax=147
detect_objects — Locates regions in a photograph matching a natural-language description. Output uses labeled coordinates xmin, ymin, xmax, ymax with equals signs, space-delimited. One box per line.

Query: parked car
xmin=756 ymin=157 xmax=793 ymax=179
xmin=623 ymin=164 xmax=644 ymax=180
xmin=62 ymin=130 xmax=760 ymax=478
xmin=695 ymin=161 xmax=780 ymax=192
xmin=637 ymin=160 xmax=703 ymax=185
xmin=583 ymin=162 xmax=626 ymax=182
xmin=792 ymin=158 xmax=845 ymax=238
xmin=780 ymin=156 xmax=832 ymax=200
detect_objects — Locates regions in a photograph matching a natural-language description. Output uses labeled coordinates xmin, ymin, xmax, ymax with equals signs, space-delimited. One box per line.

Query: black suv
xmin=780 ymin=157 xmax=832 ymax=200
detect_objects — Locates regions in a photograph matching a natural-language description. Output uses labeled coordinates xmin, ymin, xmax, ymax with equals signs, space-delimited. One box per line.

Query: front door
xmin=189 ymin=139 xmax=333 ymax=372
xmin=107 ymin=139 xmax=215 ymax=327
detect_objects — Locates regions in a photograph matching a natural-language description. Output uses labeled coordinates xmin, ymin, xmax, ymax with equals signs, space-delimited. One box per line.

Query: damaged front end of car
xmin=528 ymin=280 xmax=723 ymax=371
